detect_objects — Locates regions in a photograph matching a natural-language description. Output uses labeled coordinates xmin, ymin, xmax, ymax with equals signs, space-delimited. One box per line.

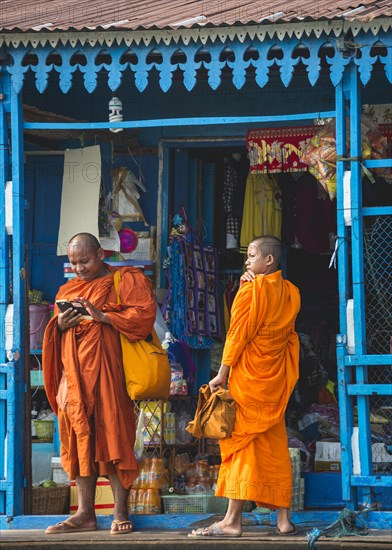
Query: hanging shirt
xmin=240 ymin=173 xmax=282 ymax=253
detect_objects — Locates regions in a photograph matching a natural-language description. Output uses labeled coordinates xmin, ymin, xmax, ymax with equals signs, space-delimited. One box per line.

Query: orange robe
xmin=215 ymin=270 xmax=300 ymax=509
xmin=43 ymin=266 xmax=156 ymax=489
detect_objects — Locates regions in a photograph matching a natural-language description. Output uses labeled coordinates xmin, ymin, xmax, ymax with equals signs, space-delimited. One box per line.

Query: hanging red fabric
xmin=247 ymin=126 xmax=317 ymax=174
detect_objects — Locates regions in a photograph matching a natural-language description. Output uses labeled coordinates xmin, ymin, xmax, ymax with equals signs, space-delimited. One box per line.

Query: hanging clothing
xmin=223 ymin=160 xmax=240 ymax=249
xmin=240 ymin=173 xmax=282 ymax=253
xmin=280 ymin=172 xmax=336 ymax=254
xmin=215 ymin=271 xmax=300 ymax=509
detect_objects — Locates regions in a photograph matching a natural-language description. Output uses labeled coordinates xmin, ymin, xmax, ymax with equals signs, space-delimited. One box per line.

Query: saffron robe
xmin=43 ymin=266 xmax=156 ymax=489
xmin=215 ymin=270 xmax=300 ymax=509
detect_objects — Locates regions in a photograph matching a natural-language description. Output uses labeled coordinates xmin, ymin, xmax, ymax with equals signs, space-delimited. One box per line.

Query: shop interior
xmin=24 ymin=119 xmax=391 ymax=516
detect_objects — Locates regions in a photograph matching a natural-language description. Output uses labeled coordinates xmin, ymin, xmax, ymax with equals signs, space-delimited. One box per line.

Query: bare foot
xmin=190 ymin=521 xmax=242 ymax=537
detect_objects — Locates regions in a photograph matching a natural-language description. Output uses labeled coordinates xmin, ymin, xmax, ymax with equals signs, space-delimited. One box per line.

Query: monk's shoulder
xmin=116 ymin=266 xmax=152 ymax=289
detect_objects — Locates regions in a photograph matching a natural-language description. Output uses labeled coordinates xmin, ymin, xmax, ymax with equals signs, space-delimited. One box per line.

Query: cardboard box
xmin=315 ymin=441 xmax=341 ymax=472
xmin=70 ymin=477 xmax=114 ymax=514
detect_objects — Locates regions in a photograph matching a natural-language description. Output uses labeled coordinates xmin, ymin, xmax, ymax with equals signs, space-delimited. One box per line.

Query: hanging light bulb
xmin=109 ymin=97 xmax=123 ymax=133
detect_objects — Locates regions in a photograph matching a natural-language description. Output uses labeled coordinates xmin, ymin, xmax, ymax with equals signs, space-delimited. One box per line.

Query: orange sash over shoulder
xmin=215 ymin=271 xmax=300 ymax=509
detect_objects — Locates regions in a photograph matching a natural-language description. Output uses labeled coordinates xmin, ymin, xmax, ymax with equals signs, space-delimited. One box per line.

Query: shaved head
xmin=251 ymin=235 xmax=281 ymax=267
xmin=68 ymin=233 xmax=101 ymax=253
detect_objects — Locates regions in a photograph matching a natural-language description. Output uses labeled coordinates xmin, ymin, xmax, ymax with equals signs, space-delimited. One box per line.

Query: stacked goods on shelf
xmin=130 ymin=457 xmax=169 ymax=514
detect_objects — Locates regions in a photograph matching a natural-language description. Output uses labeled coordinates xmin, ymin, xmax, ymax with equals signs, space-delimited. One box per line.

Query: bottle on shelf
xmin=31 ymin=401 xmax=38 ymax=438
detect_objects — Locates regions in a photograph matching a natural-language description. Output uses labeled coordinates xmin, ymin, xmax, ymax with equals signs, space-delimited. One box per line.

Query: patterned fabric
xmin=162 ymin=236 xmax=221 ymax=349
xmin=247 ymin=127 xmax=316 ymax=173
xmin=223 ymin=162 xmax=240 ymax=246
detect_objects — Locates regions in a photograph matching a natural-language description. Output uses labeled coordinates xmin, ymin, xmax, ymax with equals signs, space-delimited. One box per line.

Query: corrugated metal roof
xmin=0 ymin=0 xmax=391 ymax=32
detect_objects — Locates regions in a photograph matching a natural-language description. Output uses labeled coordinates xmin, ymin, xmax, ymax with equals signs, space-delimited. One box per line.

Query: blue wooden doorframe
xmin=0 ymin=74 xmax=26 ymax=518
xmin=335 ymin=65 xmax=392 ymax=509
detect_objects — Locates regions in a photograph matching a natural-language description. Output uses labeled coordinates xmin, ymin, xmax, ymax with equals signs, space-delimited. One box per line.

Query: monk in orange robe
xmin=43 ymin=233 xmax=156 ymax=535
xmin=190 ymin=235 xmax=300 ymax=538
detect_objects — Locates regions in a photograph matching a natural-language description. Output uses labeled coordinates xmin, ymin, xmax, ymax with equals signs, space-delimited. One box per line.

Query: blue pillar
xmin=0 ymin=71 xmax=11 ymax=516
xmin=349 ymin=64 xmax=372 ymax=504
xmin=335 ymin=74 xmax=356 ymax=506
xmin=7 ymin=85 xmax=26 ymax=516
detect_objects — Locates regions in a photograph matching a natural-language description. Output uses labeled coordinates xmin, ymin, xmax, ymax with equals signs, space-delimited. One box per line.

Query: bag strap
xmin=114 ymin=269 xmax=162 ymax=349
xmin=113 ymin=270 xmax=121 ymax=304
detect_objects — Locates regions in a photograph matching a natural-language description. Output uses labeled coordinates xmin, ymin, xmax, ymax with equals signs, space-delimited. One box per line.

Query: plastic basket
xmin=34 ymin=420 xmax=54 ymax=442
xmin=161 ymin=494 xmax=209 ymax=514
xmin=32 ymin=484 xmax=70 ymax=515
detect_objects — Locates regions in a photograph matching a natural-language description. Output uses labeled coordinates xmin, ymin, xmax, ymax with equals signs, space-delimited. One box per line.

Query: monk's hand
xmin=57 ymin=308 xmax=82 ymax=331
xmin=240 ymin=269 xmax=256 ymax=284
xmin=209 ymin=364 xmax=230 ymax=392
xmin=73 ymin=297 xmax=111 ymax=325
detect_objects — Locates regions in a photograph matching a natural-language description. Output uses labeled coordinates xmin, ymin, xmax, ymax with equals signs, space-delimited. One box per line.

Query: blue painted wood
xmin=363 ymin=159 xmax=392 ymax=168
xmin=363 ymin=206 xmax=392 ymax=216
xmin=130 ymin=44 xmax=155 ymax=92
xmin=351 ymin=476 xmax=392 ymax=487
xmin=23 ymin=111 xmax=337 ymax=131
xmin=156 ymin=45 xmax=180 ymax=93
xmin=326 ymin=49 xmax=351 ymax=87
xmin=275 ymin=39 xmax=301 ymax=88
xmin=159 ymin=145 xmax=170 ymax=289
xmin=6 ymin=32 xmax=391 ymax=94
xmin=227 ymin=42 xmax=250 ymax=90
xmin=54 ymin=46 xmax=79 ymax=93
xmin=345 ymin=354 xmax=392 ymax=365
xmin=300 ymin=40 xmax=323 ymax=87
xmin=335 ymin=79 xmax=355 ymax=506
xmin=1 ymin=510 xmax=392 ymax=531
xmin=349 ymin=66 xmax=372 ymax=495
xmin=203 ymin=43 xmax=225 ymax=91
xmin=379 ymin=33 xmax=392 ymax=83
xmin=178 ymin=44 xmax=202 ymax=92
xmin=0 ymin=73 xmax=9 ymax=515
xmin=250 ymin=43 xmax=275 ymax=88
xmin=8 ymin=88 xmax=26 ymax=517
xmin=347 ymin=384 xmax=392 ymax=396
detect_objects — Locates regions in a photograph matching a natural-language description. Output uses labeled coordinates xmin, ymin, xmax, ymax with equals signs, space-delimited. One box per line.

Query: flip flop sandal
xmin=45 ymin=519 xmax=97 ymax=534
xmin=110 ymin=519 xmax=134 ymax=535
xmin=275 ymin=524 xmax=297 ymax=536
xmin=188 ymin=522 xmax=242 ymax=538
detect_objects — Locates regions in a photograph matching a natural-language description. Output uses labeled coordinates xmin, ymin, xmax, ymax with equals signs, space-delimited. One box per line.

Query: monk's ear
xmin=97 ymin=248 xmax=105 ymax=260
xmin=266 ymin=253 xmax=274 ymax=265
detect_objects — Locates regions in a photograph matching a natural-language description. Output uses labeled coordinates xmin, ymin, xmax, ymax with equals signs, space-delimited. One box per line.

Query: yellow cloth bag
xmin=113 ymin=270 xmax=171 ymax=401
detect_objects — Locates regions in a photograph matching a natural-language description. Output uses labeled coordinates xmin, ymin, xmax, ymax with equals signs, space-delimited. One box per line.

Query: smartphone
xmin=56 ymin=300 xmax=91 ymax=317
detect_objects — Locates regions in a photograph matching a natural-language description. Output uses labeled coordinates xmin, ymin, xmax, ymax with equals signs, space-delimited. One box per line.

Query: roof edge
xmin=1 ymin=17 xmax=391 ymax=48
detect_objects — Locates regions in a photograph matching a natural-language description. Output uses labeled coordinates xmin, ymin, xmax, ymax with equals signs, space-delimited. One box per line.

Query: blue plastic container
xmin=303 ymin=472 xmax=392 ymax=509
